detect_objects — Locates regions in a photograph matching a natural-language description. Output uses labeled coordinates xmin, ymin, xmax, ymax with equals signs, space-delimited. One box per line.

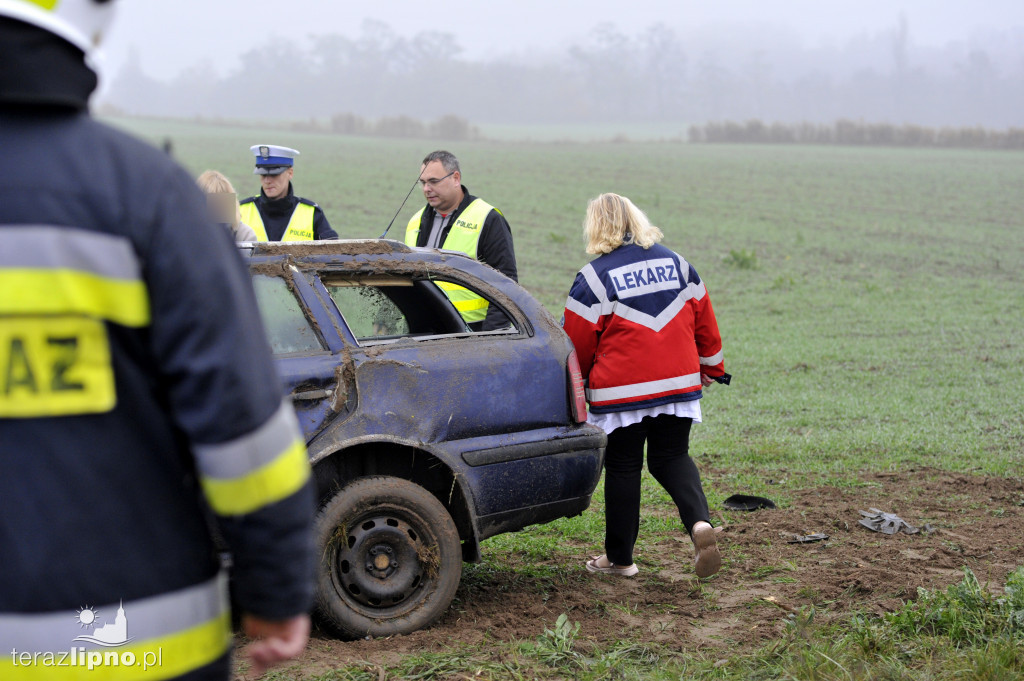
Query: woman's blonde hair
xmin=583 ymin=193 xmax=663 ymax=254
xmin=196 ymin=169 xmax=236 ymax=194
xmin=196 ymin=169 xmax=241 ymax=226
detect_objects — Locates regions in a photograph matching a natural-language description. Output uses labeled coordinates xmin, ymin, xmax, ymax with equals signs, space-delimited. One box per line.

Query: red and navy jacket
xmin=563 ymin=242 xmax=727 ymax=413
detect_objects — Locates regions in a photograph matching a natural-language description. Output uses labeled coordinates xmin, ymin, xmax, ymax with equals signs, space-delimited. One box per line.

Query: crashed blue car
xmin=240 ymin=240 xmax=606 ymax=639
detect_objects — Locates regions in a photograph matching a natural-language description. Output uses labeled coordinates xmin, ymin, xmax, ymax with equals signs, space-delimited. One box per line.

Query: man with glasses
xmin=405 ymin=150 xmax=518 ymax=331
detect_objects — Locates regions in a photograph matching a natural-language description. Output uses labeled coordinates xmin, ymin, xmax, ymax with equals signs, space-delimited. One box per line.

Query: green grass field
xmin=108 ymin=117 xmax=1024 ymax=679
xmin=114 ymin=116 xmax=1023 ymax=485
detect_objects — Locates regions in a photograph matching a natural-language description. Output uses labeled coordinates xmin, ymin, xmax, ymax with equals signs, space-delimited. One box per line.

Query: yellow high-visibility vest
xmin=239 ymin=201 xmax=315 ymax=241
xmin=405 ymin=199 xmax=496 ymax=324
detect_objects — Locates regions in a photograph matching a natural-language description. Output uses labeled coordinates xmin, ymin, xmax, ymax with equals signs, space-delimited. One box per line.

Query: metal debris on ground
xmin=858 ymin=508 xmax=919 ymax=534
xmin=785 ymin=533 xmax=829 ymax=544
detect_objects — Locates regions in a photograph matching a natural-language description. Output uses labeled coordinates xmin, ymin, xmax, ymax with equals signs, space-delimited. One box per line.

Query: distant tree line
xmin=103 ymin=19 xmax=1024 ymax=129
xmin=688 ymin=119 xmax=1024 ymax=149
xmin=98 ymin=109 xmax=482 ymax=141
xmin=299 ymin=113 xmax=480 ymax=140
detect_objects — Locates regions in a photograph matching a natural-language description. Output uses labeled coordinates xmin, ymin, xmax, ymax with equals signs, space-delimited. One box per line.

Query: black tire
xmin=313 ymin=476 xmax=462 ymax=639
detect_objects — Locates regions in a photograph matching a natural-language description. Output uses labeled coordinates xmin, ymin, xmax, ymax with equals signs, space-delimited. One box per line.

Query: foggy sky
xmin=99 ymin=0 xmax=1024 ymax=87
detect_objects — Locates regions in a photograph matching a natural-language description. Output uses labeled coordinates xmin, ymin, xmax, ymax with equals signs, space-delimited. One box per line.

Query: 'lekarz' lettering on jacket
xmin=562 ymin=242 xmax=726 ymax=413
xmin=608 ymin=258 xmax=679 ymax=298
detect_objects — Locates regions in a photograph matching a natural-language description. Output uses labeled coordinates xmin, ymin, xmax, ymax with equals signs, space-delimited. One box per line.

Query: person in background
xmin=562 ymin=193 xmax=731 ymax=579
xmin=196 ymin=169 xmax=259 ymax=242
xmin=0 ymin=2 xmax=315 ymax=678
xmin=239 ymin=144 xmax=337 ymax=241
xmin=405 ymin=150 xmax=517 ymax=331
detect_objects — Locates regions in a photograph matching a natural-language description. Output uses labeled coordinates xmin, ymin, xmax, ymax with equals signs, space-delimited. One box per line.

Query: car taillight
xmin=566 ymin=349 xmax=587 ymax=424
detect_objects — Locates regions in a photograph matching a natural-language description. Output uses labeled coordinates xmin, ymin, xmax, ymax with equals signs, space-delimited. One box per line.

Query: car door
xmin=250 ymin=269 xmax=356 ymax=440
xmin=308 ymin=267 xmax=568 ymax=443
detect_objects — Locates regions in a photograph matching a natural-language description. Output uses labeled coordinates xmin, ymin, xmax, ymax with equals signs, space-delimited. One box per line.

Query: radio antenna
xmin=380 ymin=173 xmax=422 ymax=239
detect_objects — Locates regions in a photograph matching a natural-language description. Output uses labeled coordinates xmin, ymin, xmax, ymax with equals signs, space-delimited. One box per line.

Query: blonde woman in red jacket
xmin=563 ymin=193 xmax=731 ymax=578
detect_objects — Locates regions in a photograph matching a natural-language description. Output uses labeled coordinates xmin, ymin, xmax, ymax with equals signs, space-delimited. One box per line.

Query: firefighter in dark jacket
xmin=239 ymin=144 xmax=337 ymax=241
xmin=0 ymin=2 xmax=315 ymax=679
xmin=405 ymin=150 xmax=518 ymax=331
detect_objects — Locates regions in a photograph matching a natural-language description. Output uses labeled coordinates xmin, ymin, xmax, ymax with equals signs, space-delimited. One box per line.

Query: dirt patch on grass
xmin=234 ymin=468 xmax=1023 ymax=678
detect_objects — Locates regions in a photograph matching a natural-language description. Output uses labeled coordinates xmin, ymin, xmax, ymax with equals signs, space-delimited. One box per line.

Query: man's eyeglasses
xmin=418 ymin=170 xmax=455 ymax=187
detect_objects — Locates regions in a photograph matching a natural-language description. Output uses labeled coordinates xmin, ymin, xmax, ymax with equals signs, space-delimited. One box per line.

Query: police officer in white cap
xmin=239 ymin=144 xmax=337 ymax=241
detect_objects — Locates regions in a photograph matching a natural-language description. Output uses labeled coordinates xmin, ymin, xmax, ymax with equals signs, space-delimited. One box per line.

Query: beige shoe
xmin=692 ymin=521 xmax=721 ymax=578
xmin=585 ymin=554 xmax=639 ymax=577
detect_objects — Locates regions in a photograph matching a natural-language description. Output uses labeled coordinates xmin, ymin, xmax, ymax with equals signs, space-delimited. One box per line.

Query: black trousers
xmin=603 ymin=413 xmax=710 ymax=566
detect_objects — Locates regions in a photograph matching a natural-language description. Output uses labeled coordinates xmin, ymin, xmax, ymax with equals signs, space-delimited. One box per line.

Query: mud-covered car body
xmin=239 ymin=239 xmax=605 ymax=637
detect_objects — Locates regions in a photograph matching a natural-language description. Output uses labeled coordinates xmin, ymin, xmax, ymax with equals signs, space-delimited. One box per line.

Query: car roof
xmin=237 ymin=238 xmax=476 ymax=260
xmin=239 ymin=238 xmax=498 ymax=292
xmin=239 ymin=238 xmax=564 ymax=357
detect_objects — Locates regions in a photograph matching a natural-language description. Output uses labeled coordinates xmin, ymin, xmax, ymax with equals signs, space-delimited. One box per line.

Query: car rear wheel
xmin=313 ymin=475 xmax=462 ymax=638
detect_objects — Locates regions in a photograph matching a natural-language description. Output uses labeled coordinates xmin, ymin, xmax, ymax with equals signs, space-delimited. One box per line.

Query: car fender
xmin=307 ymin=430 xmax=483 ymax=551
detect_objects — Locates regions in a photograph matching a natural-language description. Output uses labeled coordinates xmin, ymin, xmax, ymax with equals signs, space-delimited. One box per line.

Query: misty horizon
xmin=98 ymin=15 xmax=1024 ymax=131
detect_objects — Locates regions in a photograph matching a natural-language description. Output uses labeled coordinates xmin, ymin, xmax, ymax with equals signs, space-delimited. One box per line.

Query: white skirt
xmin=587 ymin=399 xmax=702 ymax=435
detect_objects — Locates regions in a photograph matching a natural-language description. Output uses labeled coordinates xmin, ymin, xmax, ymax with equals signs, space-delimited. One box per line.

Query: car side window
xmin=431 ymin=277 xmax=517 ymax=332
xmin=251 ymin=274 xmax=324 ymax=354
xmin=325 ymin=280 xmax=411 ymax=339
xmin=321 ymin=274 xmax=517 ymax=342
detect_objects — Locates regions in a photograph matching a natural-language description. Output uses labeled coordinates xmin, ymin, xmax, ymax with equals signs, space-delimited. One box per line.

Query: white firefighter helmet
xmin=0 ymin=0 xmax=117 ymax=54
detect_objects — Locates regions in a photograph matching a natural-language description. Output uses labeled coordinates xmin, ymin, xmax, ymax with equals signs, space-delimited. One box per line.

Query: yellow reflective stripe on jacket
xmin=199 ymin=440 xmax=308 ymax=516
xmin=238 ymin=201 xmax=315 ymax=241
xmin=194 ymin=399 xmax=311 ymax=516
xmin=0 ymin=226 xmax=150 ymax=326
xmin=0 ymin=573 xmax=231 ymax=680
xmin=0 ymin=269 xmax=148 ymax=327
xmin=405 ymin=200 xmax=496 ymax=323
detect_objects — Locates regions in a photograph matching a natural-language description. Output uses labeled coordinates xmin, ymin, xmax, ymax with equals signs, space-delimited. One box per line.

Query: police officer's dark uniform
xmin=239 ymin=145 xmax=337 ymax=241
xmin=0 ymin=3 xmax=314 ymax=679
